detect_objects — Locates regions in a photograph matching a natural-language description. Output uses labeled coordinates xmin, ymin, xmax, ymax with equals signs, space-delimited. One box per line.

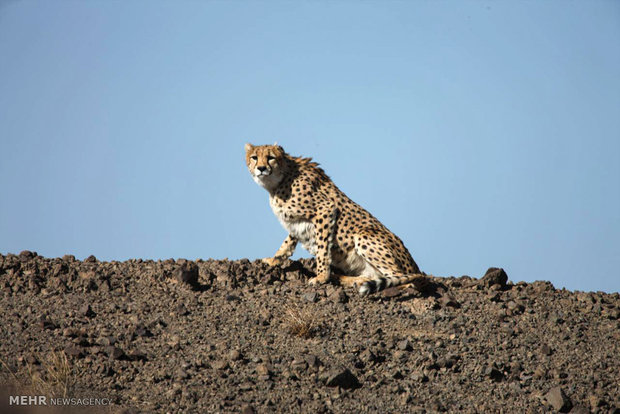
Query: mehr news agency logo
xmin=9 ymin=395 xmax=112 ymax=406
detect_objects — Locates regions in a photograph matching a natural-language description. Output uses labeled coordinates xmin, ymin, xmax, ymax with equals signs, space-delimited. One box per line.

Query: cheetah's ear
xmin=273 ymin=141 xmax=285 ymax=153
xmin=244 ymin=143 xmax=254 ymax=152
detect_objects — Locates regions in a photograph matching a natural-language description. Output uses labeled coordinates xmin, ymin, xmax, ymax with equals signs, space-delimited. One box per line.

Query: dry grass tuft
xmin=284 ymin=306 xmax=318 ymax=339
xmin=27 ymin=351 xmax=75 ymax=398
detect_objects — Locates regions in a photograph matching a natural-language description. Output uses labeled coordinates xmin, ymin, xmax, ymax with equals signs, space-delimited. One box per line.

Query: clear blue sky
xmin=1 ymin=1 xmax=618 ymax=292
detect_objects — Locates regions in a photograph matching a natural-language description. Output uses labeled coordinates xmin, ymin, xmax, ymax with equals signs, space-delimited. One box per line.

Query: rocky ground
xmin=0 ymin=251 xmax=618 ymax=413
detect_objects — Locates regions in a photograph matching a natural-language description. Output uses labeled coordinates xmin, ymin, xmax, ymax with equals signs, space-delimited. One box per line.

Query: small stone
xmin=484 ymin=366 xmax=504 ymax=382
xmin=506 ymin=300 xmax=524 ymax=314
xmin=99 ymin=336 xmax=116 ymax=347
xmin=127 ymin=350 xmax=147 ymax=361
xmin=18 ymin=250 xmax=35 ymax=261
xmin=39 ymin=316 xmax=57 ymax=330
xmin=174 ymin=263 xmax=199 ymax=287
xmin=303 ymin=292 xmax=318 ymax=303
xmin=256 ymin=364 xmax=271 ymax=377
xmin=133 ymin=323 xmax=153 ymax=338
xmin=382 ymin=287 xmax=402 ymax=298
xmin=391 ymin=369 xmax=404 ymax=379
xmin=176 ymin=303 xmax=189 ymax=316
xmin=241 ymin=405 xmax=255 ymax=414
xmin=545 ymin=386 xmax=572 ymax=412
xmin=81 ymin=304 xmax=96 ymax=318
xmin=85 ymin=255 xmax=97 ymax=263
xmin=439 ymin=295 xmax=460 ymax=308
xmin=411 ymin=372 xmax=428 ymax=383
xmin=360 ymin=349 xmax=377 ymax=364
xmin=212 ymin=360 xmax=229 ymax=371
xmin=437 ymin=354 xmax=458 ymax=369
xmin=330 ymin=289 xmax=349 ymax=304
xmin=588 ymin=395 xmax=603 ymax=409
xmin=64 ymin=346 xmax=84 ymax=358
xmin=533 ymin=366 xmax=547 ymax=379
xmin=541 ymin=344 xmax=553 ymax=356
xmin=397 ymin=339 xmax=413 ymax=351
xmin=175 ymin=368 xmax=189 ymax=380
xmin=569 ymin=405 xmax=589 ymax=414
xmin=305 ymin=354 xmax=321 ymax=368
xmin=62 ymin=327 xmax=80 ymax=337
xmin=325 ymin=367 xmax=361 ymax=389
xmin=105 ymin=346 xmax=125 ymax=360
xmin=228 ymin=349 xmax=242 ymax=361
xmin=480 ymin=267 xmax=508 ymax=288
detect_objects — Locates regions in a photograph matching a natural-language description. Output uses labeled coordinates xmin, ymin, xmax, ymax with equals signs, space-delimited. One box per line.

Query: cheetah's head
xmin=245 ymin=143 xmax=286 ymax=191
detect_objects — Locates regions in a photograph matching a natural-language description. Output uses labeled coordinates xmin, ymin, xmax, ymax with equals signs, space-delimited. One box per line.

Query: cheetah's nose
xmin=257 ymin=166 xmax=267 ymax=172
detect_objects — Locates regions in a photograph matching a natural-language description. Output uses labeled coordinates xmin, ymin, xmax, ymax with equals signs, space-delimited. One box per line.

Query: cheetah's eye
xmin=250 ymin=156 xmax=258 ymax=161
xmin=267 ymin=156 xmax=275 ymax=161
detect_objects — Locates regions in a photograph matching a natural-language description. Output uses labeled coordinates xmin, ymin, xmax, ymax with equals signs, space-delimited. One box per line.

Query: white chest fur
xmin=269 ymin=197 xmax=317 ymax=255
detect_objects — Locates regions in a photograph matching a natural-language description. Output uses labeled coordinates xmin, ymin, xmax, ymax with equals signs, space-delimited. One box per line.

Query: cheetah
xmin=245 ymin=143 xmax=428 ymax=296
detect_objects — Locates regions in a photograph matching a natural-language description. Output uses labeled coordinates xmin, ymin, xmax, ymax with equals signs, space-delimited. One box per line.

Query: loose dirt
xmin=1 ymin=251 xmax=618 ymax=413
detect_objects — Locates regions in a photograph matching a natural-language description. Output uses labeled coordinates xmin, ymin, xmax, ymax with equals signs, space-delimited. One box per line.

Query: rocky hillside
xmin=0 ymin=251 xmax=618 ymax=413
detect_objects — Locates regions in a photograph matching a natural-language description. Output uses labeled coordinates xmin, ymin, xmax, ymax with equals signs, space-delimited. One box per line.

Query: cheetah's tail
xmin=358 ymin=274 xmax=429 ymax=296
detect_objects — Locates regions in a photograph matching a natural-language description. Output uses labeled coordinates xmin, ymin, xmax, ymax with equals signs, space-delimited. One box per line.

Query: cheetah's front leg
xmin=263 ymin=234 xmax=297 ymax=266
xmin=308 ymin=206 xmax=339 ymax=285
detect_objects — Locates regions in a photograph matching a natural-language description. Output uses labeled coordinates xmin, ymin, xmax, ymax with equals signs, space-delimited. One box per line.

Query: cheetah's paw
xmin=308 ymin=275 xmax=330 ymax=285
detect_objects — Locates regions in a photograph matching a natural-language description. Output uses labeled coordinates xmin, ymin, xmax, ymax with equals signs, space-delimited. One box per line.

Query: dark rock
xmin=545 ymin=386 xmax=572 ymax=412
xmin=176 ymin=303 xmax=189 ymax=316
xmin=325 ymin=367 xmax=361 ymax=389
xmin=19 ymin=250 xmax=35 ymax=261
xmin=337 ymin=289 xmax=350 ymax=303
xmin=99 ymin=336 xmax=116 ymax=347
xmin=484 ymin=366 xmax=504 ymax=382
xmin=437 ymin=354 xmax=458 ymax=369
xmin=327 ymin=287 xmax=349 ymax=303
xmin=541 ymin=344 xmax=553 ymax=356
xmin=382 ymin=287 xmax=402 ymax=298
xmin=81 ymin=303 xmax=96 ymax=318
xmin=39 ymin=315 xmax=57 ymax=330
xmin=62 ymin=327 xmax=84 ymax=338
xmin=439 ymin=295 xmax=461 ymax=308
xmin=85 ymin=255 xmax=97 ymax=263
xmin=480 ymin=267 xmax=508 ymax=288
xmin=411 ymin=371 xmax=428 ymax=383
xmin=569 ymin=405 xmax=589 ymax=414
xmin=360 ymin=349 xmax=378 ymax=364
xmin=134 ymin=323 xmax=152 ymax=337
xmin=105 ymin=346 xmax=125 ymax=360
xmin=303 ymin=292 xmax=318 ymax=303
xmin=127 ymin=350 xmax=147 ymax=361
xmin=174 ymin=263 xmax=199 ymax=287
xmin=64 ymin=346 xmax=84 ymax=358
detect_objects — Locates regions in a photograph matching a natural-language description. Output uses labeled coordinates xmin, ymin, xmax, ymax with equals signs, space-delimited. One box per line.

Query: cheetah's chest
xmin=270 ymin=198 xmax=317 ymax=255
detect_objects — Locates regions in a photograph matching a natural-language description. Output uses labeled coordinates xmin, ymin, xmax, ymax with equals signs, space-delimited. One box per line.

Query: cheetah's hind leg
xmin=353 ymin=230 xmax=428 ymax=296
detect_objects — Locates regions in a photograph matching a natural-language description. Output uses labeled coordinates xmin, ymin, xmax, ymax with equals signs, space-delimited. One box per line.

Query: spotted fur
xmin=245 ymin=143 xmax=428 ymax=296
